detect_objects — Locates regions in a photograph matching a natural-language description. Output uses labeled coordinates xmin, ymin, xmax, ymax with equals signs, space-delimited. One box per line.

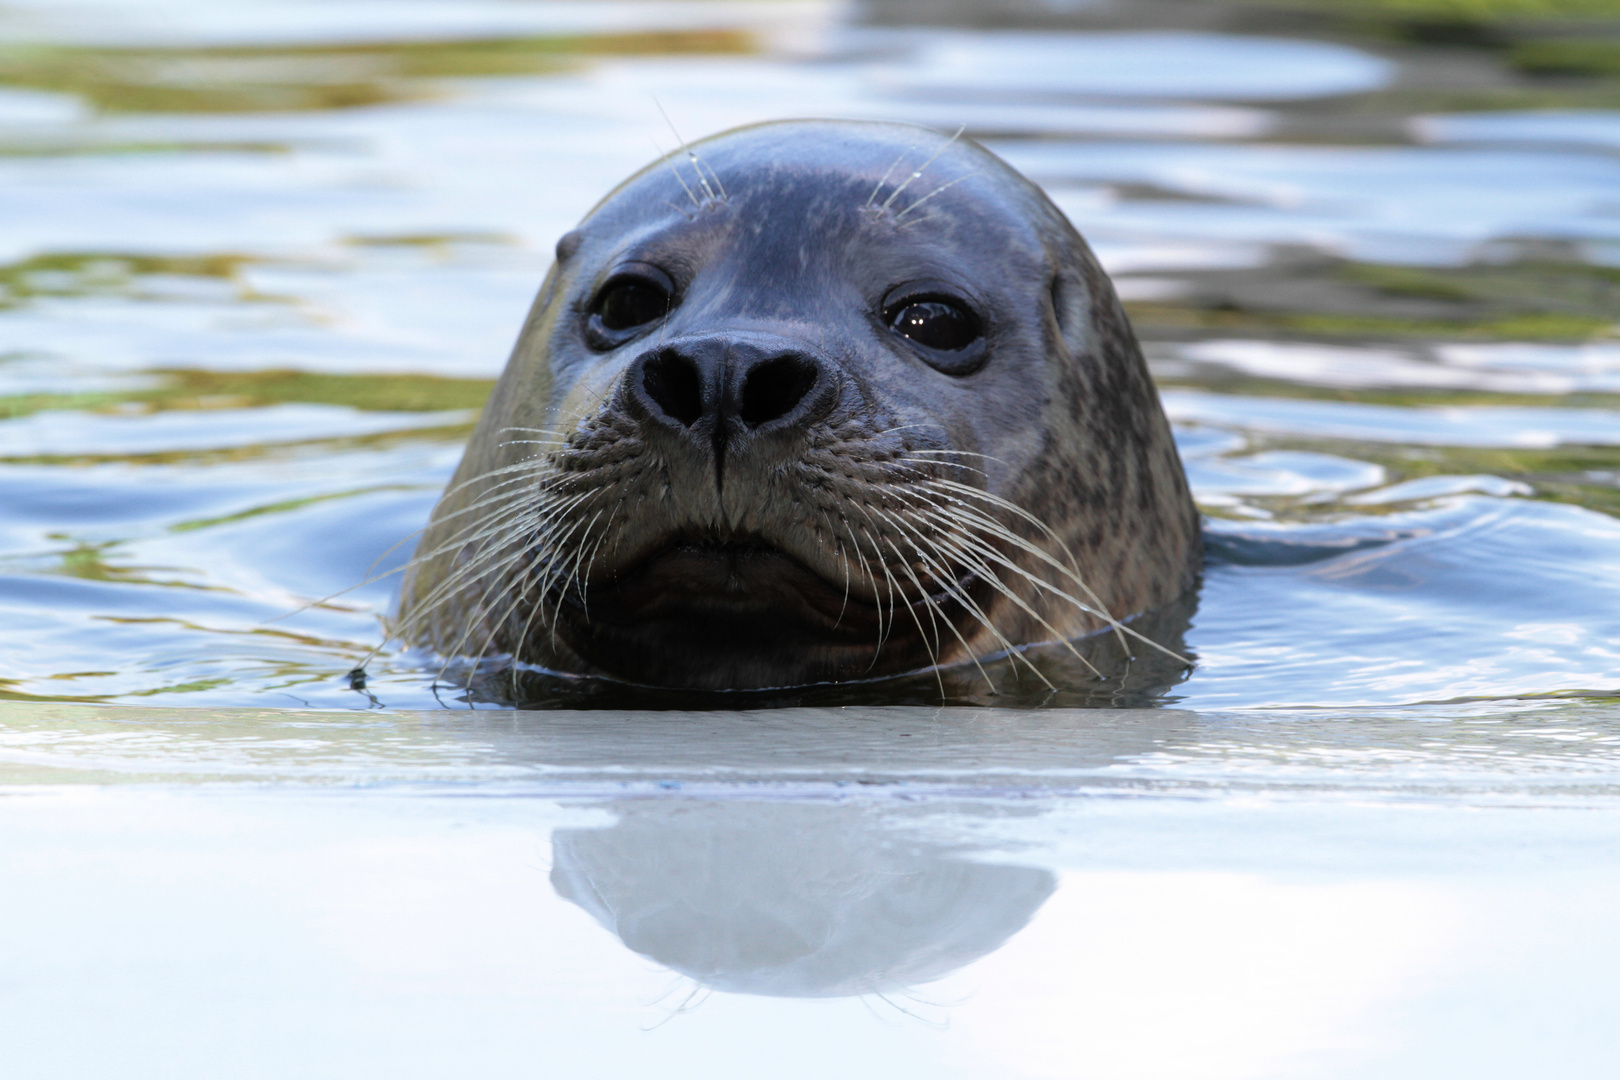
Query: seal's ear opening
xmin=1049 ymin=272 xmax=1075 ymax=352
xmin=1047 ymin=266 xmax=1101 ymax=361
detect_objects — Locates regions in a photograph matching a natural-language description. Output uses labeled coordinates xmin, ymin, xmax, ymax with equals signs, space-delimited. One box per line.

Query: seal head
xmin=396 ymin=120 xmax=1200 ymax=692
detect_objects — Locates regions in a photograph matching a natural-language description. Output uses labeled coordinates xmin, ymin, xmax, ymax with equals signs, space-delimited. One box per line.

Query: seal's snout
xmin=628 ymin=335 xmax=835 ymax=445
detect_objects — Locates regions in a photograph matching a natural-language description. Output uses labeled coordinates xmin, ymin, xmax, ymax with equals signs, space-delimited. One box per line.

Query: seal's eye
xmin=881 ymin=284 xmax=987 ymax=376
xmin=596 ymin=278 xmax=669 ymax=330
xmin=888 ymin=300 xmax=979 ymax=352
xmin=586 ymin=266 xmax=675 ymax=348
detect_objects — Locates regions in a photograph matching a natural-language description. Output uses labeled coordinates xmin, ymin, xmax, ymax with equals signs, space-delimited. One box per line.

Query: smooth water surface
xmin=5 ymin=0 xmax=1620 ymax=1073
xmin=6 ymin=699 xmax=1620 ymax=1078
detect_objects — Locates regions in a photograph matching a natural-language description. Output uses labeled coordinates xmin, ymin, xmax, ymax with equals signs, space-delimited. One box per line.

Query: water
xmin=5 ymin=1 xmax=1620 ymax=710
xmin=4 ymin=0 xmax=1620 ymax=1073
xmin=7 ymin=701 xmax=1620 ymax=1077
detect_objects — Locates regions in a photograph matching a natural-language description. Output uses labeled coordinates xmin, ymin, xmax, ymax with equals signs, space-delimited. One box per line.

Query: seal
xmin=394 ymin=119 xmax=1201 ymax=693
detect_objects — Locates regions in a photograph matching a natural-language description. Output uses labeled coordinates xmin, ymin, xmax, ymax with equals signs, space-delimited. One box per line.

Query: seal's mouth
xmin=547 ymin=533 xmax=979 ymax=688
xmin=574 ymin=537 xmax=852 ymax=624
xmin=563 ymin=534 xmax=966 ymax=633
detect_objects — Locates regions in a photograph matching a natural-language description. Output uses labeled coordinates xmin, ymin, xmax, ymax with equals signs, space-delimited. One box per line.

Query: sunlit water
xmin=5 ymin=0 xmax=1620 ymax=1074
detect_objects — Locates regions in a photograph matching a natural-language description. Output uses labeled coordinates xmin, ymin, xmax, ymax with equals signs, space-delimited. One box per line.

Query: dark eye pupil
xmin=891 ymin=301 xmax=977 ymax=351
xmin=597 ymin=280 xmax=668 ymax=331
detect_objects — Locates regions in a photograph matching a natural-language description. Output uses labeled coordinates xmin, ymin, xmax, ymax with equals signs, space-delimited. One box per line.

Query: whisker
xmin=325 ymin=479 xmax=560 ymax=645
xmin=895 ymin=168 xmax=984 ymax=223
xmin=872 ymin=514 xmax=999 ymax=694
xmin=651 ymin=133 xmax=701 ymax=208
xmin=879 ymin=125 xmax=964 ymax=213
xmin=812 ymin=506 xmax=854 ymax=630
xmin=866 ymin=145 xmax=915 ymax=209
xmin=876 ymin=497 xmax=1047 ymax=686
xmin=854 ymin=520 xmax=901 ymax=666
xmin=916 ymin=479 xmax=1188 ymax=663
xmin=426 ymin=499 xmax=602 ymax=680
xmin=655 ymin=100 xmax=720 ymax=204
xmin=873 ymin=531 xmax=946 ymax=697
xmin=905 ymin=502 xmax=1100 ymax=680
xmin=394 ymin=486 xmax=599 ymax=648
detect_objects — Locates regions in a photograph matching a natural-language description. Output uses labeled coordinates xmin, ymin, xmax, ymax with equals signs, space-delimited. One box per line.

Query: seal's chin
xmin=551 ymin=536 xmax=940 ymax=691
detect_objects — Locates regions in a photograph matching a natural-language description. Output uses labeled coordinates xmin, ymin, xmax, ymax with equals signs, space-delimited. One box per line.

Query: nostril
xmin=739 ymin=355 xmax=818 ymax=428
xmin=642 ymin=350 xmax=704 ymax=428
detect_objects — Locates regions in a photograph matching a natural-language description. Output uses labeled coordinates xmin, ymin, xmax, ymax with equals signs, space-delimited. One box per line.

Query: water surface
xmin=5 ymin=0 xmax=1620 ymax=710
xmin=5 ymin=0 xmax=1620 ymax=1073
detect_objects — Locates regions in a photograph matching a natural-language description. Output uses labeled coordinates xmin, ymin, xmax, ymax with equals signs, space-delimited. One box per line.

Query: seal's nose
xmin=737 ymin=354 xmax=819 ymax=428
xmin=630 ymin=336 xmax=832 ymax=438
xmin=638 ymin=348 xmax=706 ymax=428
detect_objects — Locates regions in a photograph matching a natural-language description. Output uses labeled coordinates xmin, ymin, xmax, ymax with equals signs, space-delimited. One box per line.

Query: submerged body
xmin=397 ymin=120 xmax=1200 ymax=692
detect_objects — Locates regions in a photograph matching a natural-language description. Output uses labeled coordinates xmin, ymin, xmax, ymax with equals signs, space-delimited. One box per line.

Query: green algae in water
xmin=144 ymin=369 xmax=495 ymax=415
xmin=1126 ymin=259 xmax=1620 ymax=343
xmin=0 ymin=422 xmax=478 ymax=467
xmin=1255 ymin=0 xmax=1620 ymax=113
xmin=1155 ymin=376 xmax=1620 ymax=410
xmin=1511 ymin=39 xmax=1620 ymax=76
xmin=0 ymin=251 xmax=261 ymax=308
xmin=0 ymin=28 xmax=756 ymax=115
xmin=0 ymin=369 xmax=494 ymax=423
xmin=0 ymin=140 xmax=296 ymax=159
xmin=1131 ymin=306 xmax=1616 ymax=342
xmin=1271 ymin=0 xmax=1620 ymax=23
xmin=1179 ymin=423 xmax=1620 ymax=521
xmin=1128 ymin=305 xmax=1618 ymax=342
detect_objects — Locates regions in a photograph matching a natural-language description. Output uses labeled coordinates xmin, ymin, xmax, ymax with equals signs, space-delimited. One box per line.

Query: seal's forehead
xmin=582 ymin=120 xmax=1055 ymax=241
xmin=693 ymin=120 xmax=998 ymax=183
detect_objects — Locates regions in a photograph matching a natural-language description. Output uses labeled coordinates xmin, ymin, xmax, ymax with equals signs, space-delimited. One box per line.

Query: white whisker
xmin=879 ymin=125 xmax=964 ymax=213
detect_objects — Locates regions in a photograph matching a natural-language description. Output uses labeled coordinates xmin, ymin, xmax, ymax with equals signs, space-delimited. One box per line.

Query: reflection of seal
xmin=550 ymin=801 xmax=1055 ymax=998
xmin=396 ymin=120 xmax=1200 ymax=692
